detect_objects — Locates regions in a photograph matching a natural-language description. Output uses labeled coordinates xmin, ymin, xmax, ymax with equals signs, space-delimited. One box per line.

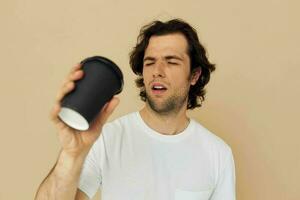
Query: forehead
xmin=144 ymin=33 xmax=189 ymax=58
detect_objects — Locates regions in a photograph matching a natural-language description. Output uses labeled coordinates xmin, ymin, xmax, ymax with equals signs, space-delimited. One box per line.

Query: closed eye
xmin=145 ymin=63 xmax=154 ymax=66
xmin=168 ymin=62 xmax=179 ymax=65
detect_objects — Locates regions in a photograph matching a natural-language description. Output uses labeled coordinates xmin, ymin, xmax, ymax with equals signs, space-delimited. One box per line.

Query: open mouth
xmin=151 ymin=83 xmax=167 ymax=94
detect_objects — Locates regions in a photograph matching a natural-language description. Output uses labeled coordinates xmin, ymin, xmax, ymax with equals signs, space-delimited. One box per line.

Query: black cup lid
xmin=80 ymin=56 xmax=124 ymax=94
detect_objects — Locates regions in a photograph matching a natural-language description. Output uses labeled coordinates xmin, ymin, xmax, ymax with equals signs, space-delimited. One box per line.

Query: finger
xmin=49 ymin=103 xmax=66 ymax=129
xmin=69 ymin=70 xmax=84 ymax=81
xmin=50 ymin=104 xmax=67 ymax=126
xmin=50 ymin=103 xmax=60 ymax=121
xmin=101 ymin=97 xmax=120 ymax=122
xmin=69 ymin=63 xmax=82 ymax=74
xmin=55 ymin=81 xmax=75 ymax=103
xmin=104 ymin=97 xmax=120 ymax=116
xmin=61 ymin=64 xmax=83 ymax=85
xmin=62 ymin=69 xmax=84 ymax=87
xmin=90 ymin=97 xmax=120 ymax=131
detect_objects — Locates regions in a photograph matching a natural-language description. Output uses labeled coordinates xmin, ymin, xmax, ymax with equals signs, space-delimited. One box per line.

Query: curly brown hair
xmin=129 ymin=19 xmax=216 ymax=109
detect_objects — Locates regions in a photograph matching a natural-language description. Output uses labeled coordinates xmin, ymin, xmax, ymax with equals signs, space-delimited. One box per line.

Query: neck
xmin=139 ymin=102 xmax=190 ymax=135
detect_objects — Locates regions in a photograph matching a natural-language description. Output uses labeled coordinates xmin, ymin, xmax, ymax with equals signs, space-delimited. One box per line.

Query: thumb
xmin=89 ymin=97 xmax=120 ymax=132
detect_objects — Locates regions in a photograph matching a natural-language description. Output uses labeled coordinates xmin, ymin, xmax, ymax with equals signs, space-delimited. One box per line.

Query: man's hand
xmin=35 ymin=64 xmax=119 ymax=200
xmin=50 ymin=63 xmax=119 ymax=158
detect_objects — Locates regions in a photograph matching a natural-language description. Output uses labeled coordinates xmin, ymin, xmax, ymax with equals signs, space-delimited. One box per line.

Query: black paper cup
xmin=58 ymin=56 xmax=123 ymax=131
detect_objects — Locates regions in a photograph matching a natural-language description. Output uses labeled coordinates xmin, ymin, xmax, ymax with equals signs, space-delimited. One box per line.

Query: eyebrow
xmin=143 ymin=55 xmax=183 ymax=62
xmin=143 ymin=56 xmax=156 ymax=62
xmin=165 ymin=55 xmax=183 ymax=61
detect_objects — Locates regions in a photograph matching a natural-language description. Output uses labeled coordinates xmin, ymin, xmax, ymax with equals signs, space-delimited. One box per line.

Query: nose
xmin=152 ymin=60 xmax=166 ymax=78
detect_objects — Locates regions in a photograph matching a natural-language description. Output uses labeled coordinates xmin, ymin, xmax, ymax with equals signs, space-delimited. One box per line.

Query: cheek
xmin=142 ymin=68 xmax=151 ymax=84
xmin=176 ymin=81 xmax=190 ymax=90
xmin=171 ymin=71 xmax=190 ymax=85
xmin=142 ymin=66 xmax=149 ymax=76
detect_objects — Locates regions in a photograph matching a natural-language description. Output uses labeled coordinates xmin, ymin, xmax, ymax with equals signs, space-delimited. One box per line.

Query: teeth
xmin=154 ymin=86 xmax=164 ymax=89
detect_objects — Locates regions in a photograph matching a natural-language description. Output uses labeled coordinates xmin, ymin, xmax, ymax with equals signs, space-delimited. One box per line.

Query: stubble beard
xmin=145 ymin=87 xmax=189 ymax=116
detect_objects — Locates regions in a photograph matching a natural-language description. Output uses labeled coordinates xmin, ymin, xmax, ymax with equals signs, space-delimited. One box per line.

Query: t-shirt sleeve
xmin=78 ymin=136 xmax=103 ymax=199
xmin=210 ymin=149 xmax=236 ymax=200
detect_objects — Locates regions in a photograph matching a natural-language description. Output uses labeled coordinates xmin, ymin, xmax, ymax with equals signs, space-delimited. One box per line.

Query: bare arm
xmin=35 ymin=64 xmax=119 ymax=200
xmin=35 ymin=151 xmax=87 ymax=200
xmin=75 ymin=190 xmax=90 ymax=200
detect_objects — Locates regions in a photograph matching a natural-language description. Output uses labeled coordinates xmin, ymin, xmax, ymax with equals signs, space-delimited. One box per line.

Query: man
xmin=35 ymin=19 xmax=236 ymax=200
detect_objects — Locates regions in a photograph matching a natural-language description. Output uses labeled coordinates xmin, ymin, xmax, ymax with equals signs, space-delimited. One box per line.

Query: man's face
xmin=142 ymin=33 xmax=199 ymax=114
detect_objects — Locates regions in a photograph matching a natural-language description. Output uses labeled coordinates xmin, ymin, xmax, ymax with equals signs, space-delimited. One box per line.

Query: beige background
xmin=0 ymin=0 xmax=299 ymax=199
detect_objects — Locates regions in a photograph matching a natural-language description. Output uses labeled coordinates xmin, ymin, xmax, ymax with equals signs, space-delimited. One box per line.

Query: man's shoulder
xmin=191 ymin=119 xmax=233 ymax=154
xmin=102 ymin=111 xmax=138 ymax=132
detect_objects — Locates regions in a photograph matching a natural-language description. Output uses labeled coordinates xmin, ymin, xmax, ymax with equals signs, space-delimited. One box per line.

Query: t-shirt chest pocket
xmin=174 ymin=188 xmax=213 ymax=200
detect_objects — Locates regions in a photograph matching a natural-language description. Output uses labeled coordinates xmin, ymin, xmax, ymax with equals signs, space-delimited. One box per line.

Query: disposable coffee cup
xmin=58 ymin=56 xmax=123 ymax=131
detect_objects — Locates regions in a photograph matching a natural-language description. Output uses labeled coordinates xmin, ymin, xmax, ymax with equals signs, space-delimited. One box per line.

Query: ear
xmin=190 ymin=67 xmax=201 ymax=86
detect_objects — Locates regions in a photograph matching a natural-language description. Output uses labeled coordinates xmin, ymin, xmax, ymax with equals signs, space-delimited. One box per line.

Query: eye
xmin=144 ymin=63 xmax=154 ymax=66
xmin=168 ymin=62 xmax=178 ymax=65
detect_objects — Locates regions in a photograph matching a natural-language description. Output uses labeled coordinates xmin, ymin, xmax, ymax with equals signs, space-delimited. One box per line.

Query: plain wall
xmin=0 ymin=0 xmax=299 ymax=199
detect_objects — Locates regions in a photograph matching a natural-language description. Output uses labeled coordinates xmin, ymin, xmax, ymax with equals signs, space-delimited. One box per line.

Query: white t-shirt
xmin=78 ymin=112 xmax=236 ymax=200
